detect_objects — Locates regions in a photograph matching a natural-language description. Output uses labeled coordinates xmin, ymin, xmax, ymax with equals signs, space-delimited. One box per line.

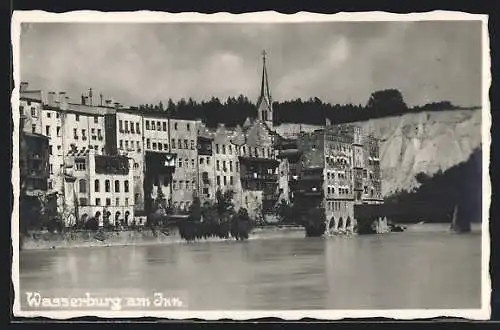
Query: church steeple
xmin=256 ymin=50 xmax=273 ymax=130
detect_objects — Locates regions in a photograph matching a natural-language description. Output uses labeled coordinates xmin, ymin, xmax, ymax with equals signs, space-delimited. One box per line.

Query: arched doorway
xmin=337 ymin=217 xmax=344 ymax=230
xmin=115 ymin=211 xmax=121 ymax=225
xmin=94 ymin=211 xmax=101 ymax=221
xmin=125 ymin=211 xmax=130 ymax=224
xmin=329 ymin=216 xmax=336 ymax=229
xmin=346 ymin=216 xmax=351 ymax=229
xmin=80 ymin=214 xmax=88 ymax=227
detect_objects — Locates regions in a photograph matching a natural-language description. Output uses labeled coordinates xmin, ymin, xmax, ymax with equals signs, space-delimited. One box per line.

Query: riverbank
xmin=19 ymin=225 xmax=306 ymax=251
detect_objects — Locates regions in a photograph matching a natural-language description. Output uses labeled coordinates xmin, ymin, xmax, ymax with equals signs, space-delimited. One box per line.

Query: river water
xmin=19 ymin=223 xmax=482 ymax=310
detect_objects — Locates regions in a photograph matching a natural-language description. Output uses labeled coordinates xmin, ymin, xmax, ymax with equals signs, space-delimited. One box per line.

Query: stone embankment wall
xmin=20 ymin=225 xmax=305 ymax=251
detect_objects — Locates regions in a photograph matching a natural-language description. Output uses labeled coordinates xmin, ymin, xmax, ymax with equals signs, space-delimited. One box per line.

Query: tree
xmin=366 ymin=89 xmax=408 ymax=117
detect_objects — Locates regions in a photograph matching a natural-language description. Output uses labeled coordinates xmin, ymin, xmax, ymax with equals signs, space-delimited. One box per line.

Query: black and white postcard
xmin=10 ymin=11 xmax=491 ymax=320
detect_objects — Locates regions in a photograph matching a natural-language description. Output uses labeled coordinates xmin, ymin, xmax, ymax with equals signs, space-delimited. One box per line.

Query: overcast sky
xmin=19 ymin=21 xmax=482 ymax=107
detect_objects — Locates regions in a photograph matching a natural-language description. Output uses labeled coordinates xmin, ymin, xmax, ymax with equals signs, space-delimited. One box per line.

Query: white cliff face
xmin=358 ymin=109 xmax=482 ymax=196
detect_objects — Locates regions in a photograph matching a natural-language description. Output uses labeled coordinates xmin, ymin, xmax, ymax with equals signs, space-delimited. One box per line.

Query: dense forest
xmin=384 ymin=147 xmax=482 ymax=224
xmin=132 ymin=89 xmax=472 ymax=128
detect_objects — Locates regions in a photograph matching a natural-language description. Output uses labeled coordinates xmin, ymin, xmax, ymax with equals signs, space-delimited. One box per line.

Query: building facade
xmin=294 ymin=125 xmax=383 ymax=234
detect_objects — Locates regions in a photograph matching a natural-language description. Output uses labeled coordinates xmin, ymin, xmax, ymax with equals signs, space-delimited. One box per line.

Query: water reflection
xmin=20 ymin=226 xmax=481 ymax=310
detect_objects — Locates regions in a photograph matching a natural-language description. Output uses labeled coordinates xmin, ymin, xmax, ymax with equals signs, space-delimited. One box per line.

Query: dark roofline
xmin=20 ymin=97 xmax=42 ymax=103
xmin=24 ymin=132 xmax=49 ymax=140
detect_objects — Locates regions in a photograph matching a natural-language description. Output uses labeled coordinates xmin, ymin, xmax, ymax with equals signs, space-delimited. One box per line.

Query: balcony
xmin=241 ymin=173 xmax=278 ymax=182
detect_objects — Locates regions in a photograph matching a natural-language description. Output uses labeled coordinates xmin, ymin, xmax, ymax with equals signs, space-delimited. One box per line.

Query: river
xmin=19 ymin=223 xmax=482 ymax=310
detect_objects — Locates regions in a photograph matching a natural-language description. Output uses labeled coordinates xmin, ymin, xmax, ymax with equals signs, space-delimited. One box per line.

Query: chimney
xmin=47 ymin=92 xmax=56 ymax=107
xmin=20 ymin=82 xmax=29 ymax=92
xmin=99 ymin=93 xmax=103 ymax=107
xmin=81 ymin=94 xmax=86 ymax=105
xmin=59 ymin=92 xmax=68 ymax=110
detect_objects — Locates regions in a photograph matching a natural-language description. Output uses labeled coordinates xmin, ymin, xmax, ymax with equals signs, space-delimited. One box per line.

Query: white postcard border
xmin=10 ymin=10 xmax=491 ymax=320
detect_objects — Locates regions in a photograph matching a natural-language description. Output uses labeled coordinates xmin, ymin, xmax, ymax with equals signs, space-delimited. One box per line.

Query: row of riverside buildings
xmin=18 ymin=53 xmax=383 ymax=232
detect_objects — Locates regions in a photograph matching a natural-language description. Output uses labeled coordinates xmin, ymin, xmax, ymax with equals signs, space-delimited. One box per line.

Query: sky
xmin=19 ymin=21 xmax=482 ymax=108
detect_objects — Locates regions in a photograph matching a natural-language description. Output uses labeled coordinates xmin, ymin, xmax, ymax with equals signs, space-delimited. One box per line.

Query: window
xmin=185 ymin=181 xmax=189 ymax=189
xmin=115 ymin=198 xmax=120 ymax=206
xmin=79 ymin=179 xmax=87 ymax=193
xmin=173 ymin=180 xmax=177 ymax=190
xmin=94 ymin=116 xmax=98 ymax=124
xmin=187 ymin=123 xmax=190 ymax=131
xmin=230 ymin=176 xmax=234 ymax=185
xmin=164 ymin=143 xmax=168 ymax=150
xmin=56 ymin=112 xmax=60 ymax=118
xmin=223 ymin=176 xmax=227 ymax=186
xmin=130 ymin=122 xmax=135 ymax=133
xmin=82 ymin=129 xmax=86 ymax=137
xmin=162 ymin=122 xmax=166 ymax=131
xmin=184 ymin=139 xmax=188 ymax=149
xmin=178 ymin=158 xmax=182 ymax=167
xmin=45 ymin=125 xmax=50 ymax=136
xmin=174 ymin=123 xmax=178 ymax=130
xmin=124 ymin=180 xmax=129 ymax=193
xmin=115 ymin=180 xmax=120 ymax=192
xmin=223 ymin=161 xmax=226 ymax=171
xmin=75 ymin=114 xmax=80 ymax=121
xmin=184 ymin=159 xmax=188 ymax=167
xmin=216 ymin=160 xmax=220 ymax=171
xmin=94 ymin=179 xmax=100 ymax=192
xmin=200 ymin=157 xmax=204 ymax=164
xmin=136 ymin=122 xmax=140 ymax=134
xmin=125 ymin=198 xmax=129 ymax=206
xmin=178 ymin=139 xmax=182 ymax=149
xmin=222 ymin=145 xmax=226 ymax=154
xmin=146 ymin=120 xmax=150 ymax=130
xmin=125 ymin=141 xmax=129 ymax=150
xmin=229 ymin=145 xmax=232 ymax=155
xmin=152 ymin=142 xmax=157 ymax=150
xmin=146 ymin=139 xmax=151 ymax=149
xmin=97 ymin=129 xmax=102 ymax=138
xmin=151 ymin=121 xmax=156 ymax=130
xmin=73 ymin=128 xmax=78 ymax=138
xmin=171 ymin=139 xmax=176 ymax=149
xmin=75 ymin=159 xmax=86 ymax=171
xmin=31 ymin=124 xmax=36 ymax=133
xmin=106 ymin=198 xmax=111 ymax=206
xmin=49 ymin=145 xmax=53 ymax=155
xmin=229 ymin=161 xmax=233 ymax=172
xmin=31 ymin=107 xmax=37 ymax=117
xmin=242 ymin=146 xmax=246 ymax=155
xmin=236 ymin=162 xmax=239 ymax=172
xmin=190 ymin=140 xmax=195 ymax=150
xmin=255 ymin=148 xmax=259 ymax=157
xmin=119 ymin=140 xmax=123 ymax=149
xmin=216 ymin=144 xmax=219 ymax=154
xmin=96 ymin=198 xmax=101 ymax=206
xmin=158 ymin=143 xmax=163 ymax=151
xmin=217 ymin=176 xmax=221 ymax=186
xmin=138 ymin=141 xmax=142 ymax=150
xmin=105 ymin=180 xmax=111 ymax=192
xmin=157 ymin=121 xmax=161 ymax=131
xmin=50 ymin=164 xmax=53 ymax=174
xmin=207 ymin=157 xmax=210 ymax=165
xmin=119 ymin=120 xmax=123 ymax=131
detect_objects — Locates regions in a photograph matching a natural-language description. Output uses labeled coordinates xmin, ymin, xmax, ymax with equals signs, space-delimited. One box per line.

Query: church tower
xmin=256 ymin=50 xmax=274 ymax=131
